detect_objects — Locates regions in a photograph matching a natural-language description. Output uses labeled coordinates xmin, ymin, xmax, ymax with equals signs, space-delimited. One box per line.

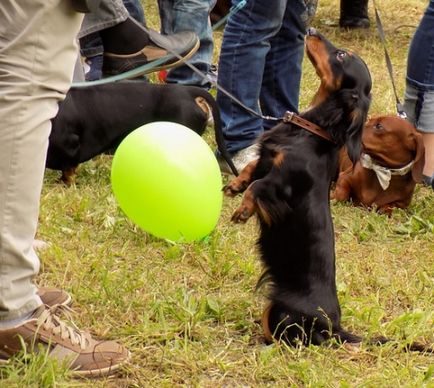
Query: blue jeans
xmin=158 ymin=0 xmax=216 ymax=87
xmin=404 ymin=0 xmax=434 ymax=134
xmin=216 ymin=0 xmax=311 ymax=154
xmin=79 ymin=0 xmax=145 ymax=58
xmin=406 ymin=0 xmax=434 ymax=90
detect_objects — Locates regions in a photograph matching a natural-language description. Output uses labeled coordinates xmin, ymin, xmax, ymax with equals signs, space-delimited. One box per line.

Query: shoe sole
xmin=72 ymin=351 xmax=130 ymax=378
xmin=104 ymin=40 xmax=200 ymax=79
xmin=0 ymin=350 xmax=131 ymax=379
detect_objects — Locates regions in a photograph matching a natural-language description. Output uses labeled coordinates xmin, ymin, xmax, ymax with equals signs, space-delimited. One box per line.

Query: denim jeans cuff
xmin=406 ymin=76 xmax=434 ymax=92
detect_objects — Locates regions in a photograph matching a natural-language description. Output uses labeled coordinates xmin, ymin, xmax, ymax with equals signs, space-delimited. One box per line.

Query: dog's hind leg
xmin=332 ymin=172 xmax=352 ymax=201
xmin=261 ymin=302 xmax=331 ymax=346
xmin=60 ymin=167 xmax=77 ymax=186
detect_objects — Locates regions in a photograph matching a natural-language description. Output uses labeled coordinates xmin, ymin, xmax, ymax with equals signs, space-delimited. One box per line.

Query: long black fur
xmin=254 ymin=85 xmax=370 ymax=346
xmin=231 ymin=29 xmax=372 ymax=346
xmin=47 ymin=80 xmax=237 ymax=181
xmin=227 ymin=29 xmax=432 ymax=352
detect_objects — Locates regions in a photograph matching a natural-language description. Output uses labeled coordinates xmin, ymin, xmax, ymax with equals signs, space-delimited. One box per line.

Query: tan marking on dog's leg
xmin=231 ymin=185 xmax=257 ymax=223
xmin=223 ymin=159 xmax=258 ymax=196
xmin=261 ymin=303 xmax=275 ymax=344
xmin=256 ymin=199 xmax=273 ymax=226
xmin=60 ymin=167 xmax=77 ymax=186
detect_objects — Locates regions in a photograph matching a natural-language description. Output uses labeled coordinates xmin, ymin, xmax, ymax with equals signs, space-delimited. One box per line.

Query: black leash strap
xmin=372 ymin=0 xmax=407 ymax=118
xmin=172 ymin=51 xmax=281 ymax=124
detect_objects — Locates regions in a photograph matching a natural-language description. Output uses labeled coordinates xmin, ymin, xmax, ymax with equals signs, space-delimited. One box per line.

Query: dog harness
xmin=360 ymin=153 xmax=414 ymax=190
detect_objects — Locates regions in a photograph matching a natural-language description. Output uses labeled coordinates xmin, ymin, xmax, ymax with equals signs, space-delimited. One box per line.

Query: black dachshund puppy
xmin=47 ymin=81 xmax=237 ymax=184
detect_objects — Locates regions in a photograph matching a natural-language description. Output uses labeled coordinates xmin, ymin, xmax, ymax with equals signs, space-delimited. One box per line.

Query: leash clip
xmin=283 ymin=111 xmax=295 ymax=123
xmin=396 ymin=104 xmax=407 ymax=119
xmin=397 ymin=111 xmax=407 ymax=119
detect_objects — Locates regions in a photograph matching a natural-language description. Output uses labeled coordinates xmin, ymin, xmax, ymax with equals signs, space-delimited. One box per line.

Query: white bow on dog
xmin=360 ymin=153 xmax=414 ymax=190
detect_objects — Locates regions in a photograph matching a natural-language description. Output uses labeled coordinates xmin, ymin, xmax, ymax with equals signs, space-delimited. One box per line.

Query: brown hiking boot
xmin=37 ymin=287 xmax=72 ymax=307
xmin=0 ymin=305 xmax=129 ymax=378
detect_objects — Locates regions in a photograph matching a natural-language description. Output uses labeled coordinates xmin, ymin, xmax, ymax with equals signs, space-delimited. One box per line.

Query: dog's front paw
xmin=223 ymin=180 xmax=247 ymax=197
xmin=231 ymin=203 xmax=254 ymax=223
xmin=223 ymin=160 xmax=258 ymax=196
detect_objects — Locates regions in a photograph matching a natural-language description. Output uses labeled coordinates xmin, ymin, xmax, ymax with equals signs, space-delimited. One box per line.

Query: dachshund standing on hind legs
xmin=224 ymin=27 xmax=372 ymax=347
xmin=225 ymin=29 xmax=432 ymax=352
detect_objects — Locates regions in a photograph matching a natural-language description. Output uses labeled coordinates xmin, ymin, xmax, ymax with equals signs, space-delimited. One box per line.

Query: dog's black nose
xmin=307 ymin=27 xmax=317 ymax=36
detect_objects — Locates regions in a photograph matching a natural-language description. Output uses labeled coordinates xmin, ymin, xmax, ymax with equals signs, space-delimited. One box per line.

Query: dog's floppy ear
xmin=411 ymin=131 xmax=425 ymax=183
xmin=344 ymin=90 xmax=370 ymax=163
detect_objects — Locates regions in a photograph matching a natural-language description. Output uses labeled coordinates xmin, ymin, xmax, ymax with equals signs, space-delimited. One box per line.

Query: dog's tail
xmin=199 ymin=90 xmax=238 ymax=176
xmin=368 ymin=335 xmax=434 ymax=353
xmin=262 ymin=305 xmax=433 ymax=353
xmin=335 ymin=331 xmax=433 ymax=353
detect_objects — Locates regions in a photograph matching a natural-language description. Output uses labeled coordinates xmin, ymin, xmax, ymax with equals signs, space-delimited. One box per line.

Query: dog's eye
xmin=336 ymin=51 xmax=347 ymax=62
xmin=374 ymin=122 xmax=384 ymax=130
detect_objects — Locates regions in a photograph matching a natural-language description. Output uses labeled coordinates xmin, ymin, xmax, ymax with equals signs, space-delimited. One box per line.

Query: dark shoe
xmin=103 ymin=29 xmax=199 ymax=77
xmin=339 ymin=0 xmax=370 ymax=29
xmin=0 ymin=305 xmax=129 ymax=378
xmin=37 ymin=287 xmax=72 ymax=307
xmin=422 ymin=174 xmax=434 ymax=189
xmin=339 ymin=17 xmax=370 ymax=29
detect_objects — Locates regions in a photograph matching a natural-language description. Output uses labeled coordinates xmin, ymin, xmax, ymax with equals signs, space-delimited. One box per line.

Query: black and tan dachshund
xmin=224 ymin=27 xmax=371 ymax=347
xmin=224 ymin=29 xmax=431 ymax=351
xmin=47 ymin=81 xmax=237 ymax=184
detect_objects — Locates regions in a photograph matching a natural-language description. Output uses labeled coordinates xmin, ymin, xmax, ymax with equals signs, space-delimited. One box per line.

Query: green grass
xmin=1 ymin=0 xmax=433 ymax=386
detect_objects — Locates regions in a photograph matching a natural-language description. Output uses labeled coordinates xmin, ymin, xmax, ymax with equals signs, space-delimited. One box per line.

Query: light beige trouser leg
xmin=0 ymin=0 xmax=83 ymax=320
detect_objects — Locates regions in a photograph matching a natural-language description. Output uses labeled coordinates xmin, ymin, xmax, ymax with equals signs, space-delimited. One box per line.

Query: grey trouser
xmin=0 ymin=0 xmax=83 ymax=320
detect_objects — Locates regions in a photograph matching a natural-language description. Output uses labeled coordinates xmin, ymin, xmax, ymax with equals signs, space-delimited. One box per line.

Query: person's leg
xmin=79 ymin=0 xmax=145 ymax=81
xmin=260 ymin=0 xmax=309 ymax=130
xmin=0 ymin=0 xmax=83 ymax=321
xmin=79 ymin=32 xmax=104 ymax=81
xmin=404 ymin=85 xmax=434 ymax=183
xmin=339 ymin=0 xmax=370 ymax=29
xmin=0 ymin=0 xmax=128 ymax=375
xmin=78 ymin=0 xmax=199 ymax=78
xmin=123 ymin=0 xmax=145 ymax=24
xmin=216 ymin=0 xmax=288 ymax=155
xmin=404 ymin=0 xmax=434 ymax=184
xmin=158 ymin=0 xmax=216 ymax=87
xmin=79 ymin=0 xmax=129 ymax=37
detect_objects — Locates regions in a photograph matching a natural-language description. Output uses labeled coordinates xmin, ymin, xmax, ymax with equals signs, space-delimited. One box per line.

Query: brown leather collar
xmin=283 ymin=111 xmax=334 ymax=143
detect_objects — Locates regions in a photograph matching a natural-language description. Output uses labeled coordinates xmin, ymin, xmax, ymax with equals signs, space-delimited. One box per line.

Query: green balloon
xmin=111 ymin=122 xmax=223 ymax=242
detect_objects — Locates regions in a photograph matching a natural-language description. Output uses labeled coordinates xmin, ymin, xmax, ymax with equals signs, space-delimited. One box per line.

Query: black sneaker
xmin=339 ymin=17 xmax=370 ymax=29
xmin=103 ymin=29 xmax=199 ymax=77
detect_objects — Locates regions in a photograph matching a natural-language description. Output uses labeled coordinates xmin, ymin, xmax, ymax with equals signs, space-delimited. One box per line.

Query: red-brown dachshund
xmin=333 ymin=115 xmax=425 ymax=214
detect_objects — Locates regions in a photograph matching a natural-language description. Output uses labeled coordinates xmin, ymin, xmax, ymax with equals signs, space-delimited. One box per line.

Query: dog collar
xmin=360 ymin=153 xmax=414 ymax=190
xmin=283 ymin=111 xmax=333 ymax=143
